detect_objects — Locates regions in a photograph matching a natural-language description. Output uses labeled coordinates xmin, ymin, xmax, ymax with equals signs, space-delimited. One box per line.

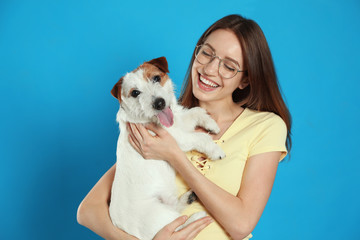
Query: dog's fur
xmin=109 ymin=57 xmax=225 ymax=240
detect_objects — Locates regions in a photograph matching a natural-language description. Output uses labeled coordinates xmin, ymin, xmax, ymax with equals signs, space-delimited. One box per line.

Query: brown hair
xmin=179 ymin=14 xmax=292 ymax=155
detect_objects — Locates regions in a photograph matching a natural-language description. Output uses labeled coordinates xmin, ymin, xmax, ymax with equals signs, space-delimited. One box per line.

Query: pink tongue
xmin=157 ymin=107 xmax=174 ymax=127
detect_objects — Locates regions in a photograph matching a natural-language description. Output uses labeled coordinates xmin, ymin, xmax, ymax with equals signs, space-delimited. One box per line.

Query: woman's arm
xmin=128 ymin=123 xmax=281 ymax=240
xmin=77 ymin=164 xmax=138 ymax=240
xmin=172 ymin=151 xmax=280 ymax=240
xmin=77 ymin=164 xmax=213 ymax=240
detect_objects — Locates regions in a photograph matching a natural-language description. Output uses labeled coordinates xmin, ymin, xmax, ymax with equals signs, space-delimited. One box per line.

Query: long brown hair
xmin=179 ymin=14 xmax=292 ymax=154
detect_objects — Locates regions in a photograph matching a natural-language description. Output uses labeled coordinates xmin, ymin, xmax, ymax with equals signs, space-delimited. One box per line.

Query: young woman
xmin=77 ymin=14 xmax=292 ymax=240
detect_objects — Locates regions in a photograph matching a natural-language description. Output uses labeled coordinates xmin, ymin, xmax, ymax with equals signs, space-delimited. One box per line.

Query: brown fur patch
xmin=111 ymin=76 xmax=124 ymax=102
xmin=111 ymin=57 xmax=170 ymax=101
xmin=140 ymin=63 xmax=169 ymax=86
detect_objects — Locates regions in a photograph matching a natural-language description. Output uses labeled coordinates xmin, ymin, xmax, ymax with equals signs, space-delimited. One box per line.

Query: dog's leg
xmin=178 ymin=132 xmax=226 ymax=160
xmin=175 ymin=190 xmax=198 ymax=212
xmin=175 ymin=191 xmax=207 ymax=232
xmin=159 ymin=191 xmax=181 ymax=208
xmin=182 ymin=107 xmax=220 ymax=134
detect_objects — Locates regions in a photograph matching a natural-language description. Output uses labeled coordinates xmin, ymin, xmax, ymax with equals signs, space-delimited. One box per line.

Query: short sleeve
xmin=248 ymin=115 xmax=288 ymax=161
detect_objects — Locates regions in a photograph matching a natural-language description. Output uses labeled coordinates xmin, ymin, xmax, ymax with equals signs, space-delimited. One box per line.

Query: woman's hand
xmin=153 ymin=215 xmax=213 ymax=240
xmin=127 ymin=123 xmax=182 ymax=164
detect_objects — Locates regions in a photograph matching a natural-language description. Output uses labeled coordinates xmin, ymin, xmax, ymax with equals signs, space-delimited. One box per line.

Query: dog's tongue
xmin=157 ymin=107 xmax=174 ymax=127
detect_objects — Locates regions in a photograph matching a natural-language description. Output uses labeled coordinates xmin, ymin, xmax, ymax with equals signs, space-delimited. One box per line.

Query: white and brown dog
xmin=109 ymin=57 xmax=225 ymax=240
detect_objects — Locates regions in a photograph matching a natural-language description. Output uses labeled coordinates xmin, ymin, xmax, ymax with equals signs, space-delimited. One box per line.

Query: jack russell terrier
xmin=109 ymin=57 xmax=225 ymax=240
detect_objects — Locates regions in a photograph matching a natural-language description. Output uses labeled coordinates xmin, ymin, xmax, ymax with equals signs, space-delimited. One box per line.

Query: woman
xmin=77 ymin=14 xmax=292 ymax=240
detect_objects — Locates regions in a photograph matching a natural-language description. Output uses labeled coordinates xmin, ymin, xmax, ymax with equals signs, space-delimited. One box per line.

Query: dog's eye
xmin=152 ymin=75 xmax=161 ymax=83
xmin=131 ymin=90 xmax=141 ymax=98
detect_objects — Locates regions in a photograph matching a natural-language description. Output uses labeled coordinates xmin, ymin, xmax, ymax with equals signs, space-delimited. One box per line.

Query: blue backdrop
xmin=1 ymin=0 xmax=359 ymax=239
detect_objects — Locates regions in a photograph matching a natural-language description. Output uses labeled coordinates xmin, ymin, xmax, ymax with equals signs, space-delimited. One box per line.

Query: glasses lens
xmin=220 ymin=59 xmax=238 ymax=78
xmin=196 ymin=45 xmax=213 ymax=65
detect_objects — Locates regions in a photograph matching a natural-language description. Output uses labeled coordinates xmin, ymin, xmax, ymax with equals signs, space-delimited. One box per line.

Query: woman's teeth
xmin=199 ymin=76 xmax=219 ymax=88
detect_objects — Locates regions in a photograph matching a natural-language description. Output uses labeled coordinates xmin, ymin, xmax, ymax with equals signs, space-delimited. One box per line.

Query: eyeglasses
xmin=195 ymin=44 xmax=245 ymax=79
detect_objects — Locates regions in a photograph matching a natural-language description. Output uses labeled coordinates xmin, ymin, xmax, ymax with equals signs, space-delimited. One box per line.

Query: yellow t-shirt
xmin=175 ymin=108 xmax=288 ymax=239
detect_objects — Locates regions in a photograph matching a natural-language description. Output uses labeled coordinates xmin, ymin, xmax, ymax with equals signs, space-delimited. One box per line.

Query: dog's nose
xmin=153 ymin=98 xmax=166 ymax=110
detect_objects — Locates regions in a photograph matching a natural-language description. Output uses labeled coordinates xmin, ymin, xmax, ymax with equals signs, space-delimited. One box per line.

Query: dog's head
xmin=111 ymin=57 xmax=176 ymax=127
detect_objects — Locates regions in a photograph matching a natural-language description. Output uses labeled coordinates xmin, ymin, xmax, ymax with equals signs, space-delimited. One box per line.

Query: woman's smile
xmin=197 ymin=74 xmax=220 ymax=91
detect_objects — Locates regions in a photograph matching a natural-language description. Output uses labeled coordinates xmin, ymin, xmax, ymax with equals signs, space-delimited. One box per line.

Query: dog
xmin=109 ymin=57 xmax=226 ymax=240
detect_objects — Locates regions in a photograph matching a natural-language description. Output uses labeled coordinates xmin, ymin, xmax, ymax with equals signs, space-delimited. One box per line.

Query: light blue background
xmin=1 ymin=0 xmax=359 ymax=239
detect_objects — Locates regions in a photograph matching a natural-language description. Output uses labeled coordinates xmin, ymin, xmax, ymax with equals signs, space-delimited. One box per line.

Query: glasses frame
xmin=194 ymin=44 xmax=246 ymax=79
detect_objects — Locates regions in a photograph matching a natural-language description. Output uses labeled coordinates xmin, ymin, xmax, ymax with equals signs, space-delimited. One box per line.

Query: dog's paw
xmin=176 ymin=211 xmax=208 ymax=231
xmin=191 ymin=107 xmax=220 ymax=134
xmin=207 ymin=145 xmax=226 ymax=160
xmin=203 ymin=118 xmax=220 ymax=134
xmin=186 ymin=191 xmax=198 ymax=204
xmin=179 ymin=190 xmax=198 ymax=206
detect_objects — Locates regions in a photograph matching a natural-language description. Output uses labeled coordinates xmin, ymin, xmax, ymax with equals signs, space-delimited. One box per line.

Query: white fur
xmin=109 ymin=67 xmax=225 ymax=240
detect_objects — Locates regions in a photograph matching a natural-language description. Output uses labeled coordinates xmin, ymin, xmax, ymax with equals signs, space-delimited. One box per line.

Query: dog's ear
xmin=111 ymin=76 xmax=124 ymax=102
xmin=147 ymin=57 xmax=170 ymax=73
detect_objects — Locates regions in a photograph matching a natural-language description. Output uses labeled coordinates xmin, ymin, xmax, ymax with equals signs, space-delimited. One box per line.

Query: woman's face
xmin=191 ymin=29 xmax=247 ymax=105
